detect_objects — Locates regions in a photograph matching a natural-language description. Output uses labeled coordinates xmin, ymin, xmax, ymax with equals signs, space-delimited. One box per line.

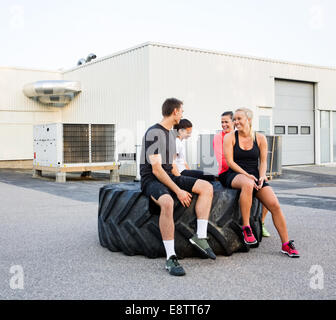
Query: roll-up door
xmin=274 ymin=80 xmax=315 ymax=165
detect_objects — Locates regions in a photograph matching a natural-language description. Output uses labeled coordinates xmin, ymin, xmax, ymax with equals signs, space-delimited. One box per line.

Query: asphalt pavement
xmin=0 ymin=166 xmax=335 ymax=300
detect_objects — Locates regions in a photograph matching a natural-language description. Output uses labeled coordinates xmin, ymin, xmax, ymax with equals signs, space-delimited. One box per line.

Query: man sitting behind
xmin=174 ymin=118 xmax=215 ymax=181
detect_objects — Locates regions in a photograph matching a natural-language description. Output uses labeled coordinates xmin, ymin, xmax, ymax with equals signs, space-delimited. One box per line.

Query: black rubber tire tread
xmin=98 ymin=181 xmax=262 ymax=258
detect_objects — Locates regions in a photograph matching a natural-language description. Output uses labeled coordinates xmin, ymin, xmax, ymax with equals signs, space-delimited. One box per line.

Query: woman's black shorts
xmin=218 ymin=169 xmax=269 ymax=195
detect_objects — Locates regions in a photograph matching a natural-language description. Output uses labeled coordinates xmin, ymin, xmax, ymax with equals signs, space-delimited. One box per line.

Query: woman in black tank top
xmin=229 ymin=130 xmax=264 ymax=184
xmin=222 ymin=108 xmax=300 ymax=257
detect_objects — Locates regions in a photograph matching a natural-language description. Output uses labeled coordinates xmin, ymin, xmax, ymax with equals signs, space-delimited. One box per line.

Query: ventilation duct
xmin=23 ymin=80 xmax=81 ymax=106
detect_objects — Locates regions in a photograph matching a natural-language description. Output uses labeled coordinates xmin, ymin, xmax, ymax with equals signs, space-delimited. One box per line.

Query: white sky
xmin=1 ymin=0 xmax=335 ymax=71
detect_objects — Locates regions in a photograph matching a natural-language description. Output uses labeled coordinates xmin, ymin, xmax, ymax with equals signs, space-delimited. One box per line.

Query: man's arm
xmin=171 ymin=160 xmax=181 ymax=177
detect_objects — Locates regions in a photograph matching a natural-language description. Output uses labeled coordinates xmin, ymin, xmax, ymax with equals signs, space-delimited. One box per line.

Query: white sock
xmin=163 ymin=240 xmax=176 ymax=260
xmin=197 ymin=219 xmax=208 ymax=239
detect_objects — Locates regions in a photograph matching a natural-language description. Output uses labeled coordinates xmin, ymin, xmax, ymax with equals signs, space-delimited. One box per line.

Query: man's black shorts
xmin=141 ymin=175 xmax=198 ymax=201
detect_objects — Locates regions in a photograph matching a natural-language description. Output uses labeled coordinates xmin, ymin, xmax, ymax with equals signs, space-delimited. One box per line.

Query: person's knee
xmin=195 ymin=180 xmax=213 ymax=197
xmin=204 ymin=181 xmax=213 ymax=196
xmin=241 ymin=180 xmax=254 ymax=193
xmin=158 ymin=195 xmax=174 ymax=214
xmin=268 ymin=199 xmax=281 ymax=213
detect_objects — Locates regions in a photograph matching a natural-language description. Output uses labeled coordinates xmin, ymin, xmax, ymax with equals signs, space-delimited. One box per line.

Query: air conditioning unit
xmin=33 ymin=123 xmax=117 ymax=168
xmin=196 ymin=133 xmax=218 ymax=176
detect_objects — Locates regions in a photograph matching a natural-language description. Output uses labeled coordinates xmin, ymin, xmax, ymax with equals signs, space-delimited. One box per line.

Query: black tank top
xmin=232 ymin=130 xmax=260 ymax=177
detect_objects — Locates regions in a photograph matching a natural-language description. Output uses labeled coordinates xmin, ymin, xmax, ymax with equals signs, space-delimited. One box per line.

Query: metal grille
xmin=91 ymin=124 xmax=115 ymax=162
xmin=118 ymin=153 xmax=136 ymax=161
xmin=196 ymin=134 xmax=218 ymax=175
xmin=63 ymin=124 xmax=89 ymax=163
xmin=266 ymin=135 xmax=282 ymax=176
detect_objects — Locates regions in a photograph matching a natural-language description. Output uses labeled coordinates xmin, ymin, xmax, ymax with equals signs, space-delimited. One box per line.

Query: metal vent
xmin=23 ymin=80 xmax=81 ymax=107
xmin=63 ymin=124 xmax=89 ymax=163
xmin=91 ymin=124 xmax=115 ymax=162
xmin=266 ymin=135 xmax=282 ymax=176
xmin=118 ymin=153 xmax=136 ymax=161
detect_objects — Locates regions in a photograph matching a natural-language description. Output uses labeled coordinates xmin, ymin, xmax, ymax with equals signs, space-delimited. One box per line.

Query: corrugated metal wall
xmin=2 ymin=43 xmax=336 ymax=169
xmin=147 ymin=43 xmax=336 ymax=168
xmin=60 ymin=46 xmax=150 ymax=175
xmin=62 ymin=45 xmax=150 ymax=144
xmin=62 ymin=46 xmax=149 ymax=175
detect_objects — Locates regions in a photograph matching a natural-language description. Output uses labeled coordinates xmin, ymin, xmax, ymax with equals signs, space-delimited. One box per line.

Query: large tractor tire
xmin=98 ymin=181 xmax=262 ymax=259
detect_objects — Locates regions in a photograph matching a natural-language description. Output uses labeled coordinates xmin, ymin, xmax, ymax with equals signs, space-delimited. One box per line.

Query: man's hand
xmin=176 ymin=189 xmax=192 ymax=207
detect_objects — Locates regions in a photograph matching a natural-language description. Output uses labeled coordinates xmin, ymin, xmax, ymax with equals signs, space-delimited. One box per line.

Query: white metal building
xmin=1 ymin=42 xmax=336 ymax=174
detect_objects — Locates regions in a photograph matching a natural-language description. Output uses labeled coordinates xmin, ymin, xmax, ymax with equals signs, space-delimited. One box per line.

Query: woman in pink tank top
xmin=213 ymin=111 xmax=234 ymax=176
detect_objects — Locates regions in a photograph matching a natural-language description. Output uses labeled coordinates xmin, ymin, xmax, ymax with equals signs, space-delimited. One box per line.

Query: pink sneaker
xmin=242 ymin=226 xmax=257 ymax=245
xmin=281 ymin=240 xmax=300 ymax=258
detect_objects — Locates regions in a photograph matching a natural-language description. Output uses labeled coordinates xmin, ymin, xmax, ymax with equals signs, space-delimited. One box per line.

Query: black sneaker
xmin=189 ymin=235 xmax=216 ymax=260
xmin=165 ymin=255 xmax=186 ymax=276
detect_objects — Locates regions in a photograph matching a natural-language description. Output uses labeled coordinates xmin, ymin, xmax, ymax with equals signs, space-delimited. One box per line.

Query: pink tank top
xmin=213 ymin=131 xmax=229 ymax=175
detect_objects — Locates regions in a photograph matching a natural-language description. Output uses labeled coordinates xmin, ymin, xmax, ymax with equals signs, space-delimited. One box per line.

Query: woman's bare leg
xmin=256 ymin=186 xmax=289 ymax=244
xmin=261 ymin=205 xmax=268 ymax=223
xmin=231 ymin=174 xmax=255 ymax=226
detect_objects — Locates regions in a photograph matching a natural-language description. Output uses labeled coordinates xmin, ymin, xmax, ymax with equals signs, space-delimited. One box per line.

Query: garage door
xmin=274 ymin=80 xmax=315 ymax=165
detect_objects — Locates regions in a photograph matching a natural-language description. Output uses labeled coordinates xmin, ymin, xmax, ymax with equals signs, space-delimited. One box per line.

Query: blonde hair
xmin=235 ymin=108 xmax=254 ymax=138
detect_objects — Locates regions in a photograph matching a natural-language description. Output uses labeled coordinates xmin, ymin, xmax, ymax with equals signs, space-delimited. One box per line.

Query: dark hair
xmin=174 ymin=118 xmax=192 ymax=131
xmin=221 ymin=111 xmax=233 ymax=119
xmin=162 ymin=98 xmax=183 ymax=117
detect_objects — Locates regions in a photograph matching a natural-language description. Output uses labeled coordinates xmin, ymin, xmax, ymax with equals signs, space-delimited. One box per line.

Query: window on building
xmin=259 ymin=116 xmax=271 ymax=135
xmin=274 ymin=126 xmax=285 ymax=134
xmin=301 ymin=126 xmax=310 ymax=135
xmin=288 ymin=126 xmax=298 ymax=134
